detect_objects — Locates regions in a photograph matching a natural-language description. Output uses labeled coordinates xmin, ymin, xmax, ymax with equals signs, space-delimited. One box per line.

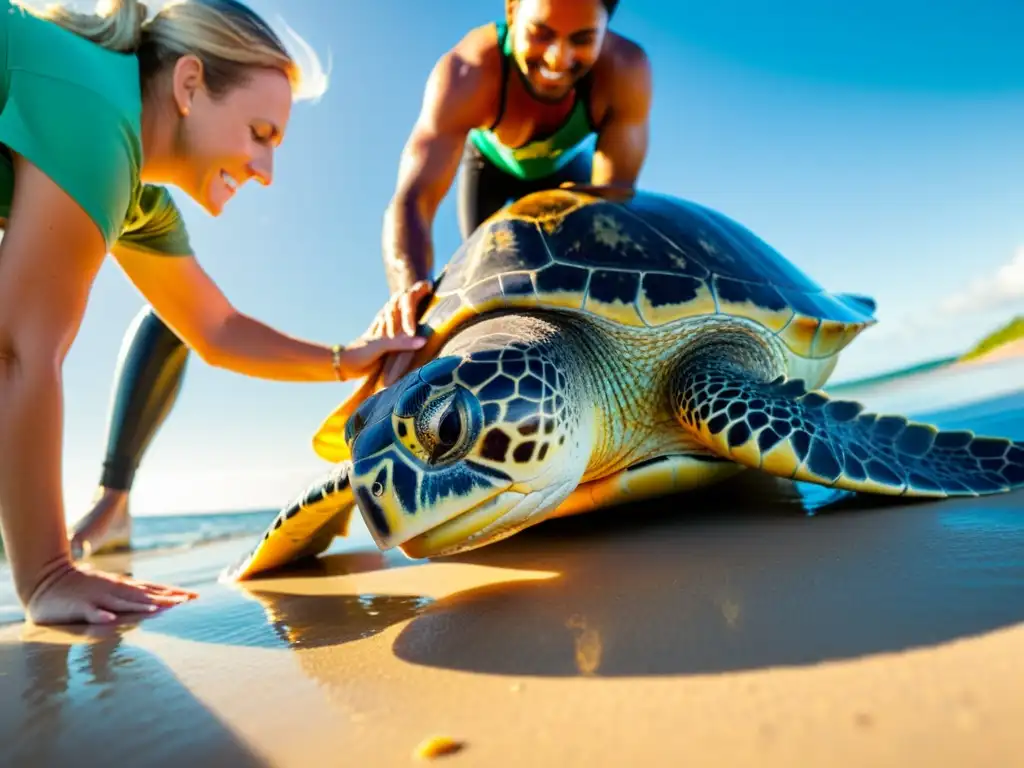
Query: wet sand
xmin=2 ymin=361 xmax=1023 ymax=766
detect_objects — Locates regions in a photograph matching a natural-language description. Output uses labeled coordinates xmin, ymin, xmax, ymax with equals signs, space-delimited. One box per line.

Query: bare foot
xmin=69 ymin=488 xmax=132 ymax=559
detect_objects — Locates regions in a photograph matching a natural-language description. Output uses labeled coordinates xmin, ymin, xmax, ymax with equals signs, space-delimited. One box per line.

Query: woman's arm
xmin=0 ymin=152 xmax=195 ymax=622
xmin=112 ymin=247 xmax=427 ymax=381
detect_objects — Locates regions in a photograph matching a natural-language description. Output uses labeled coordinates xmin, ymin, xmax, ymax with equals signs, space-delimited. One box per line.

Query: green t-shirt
xmin=0 ymin=1 xmax=192 ymax=255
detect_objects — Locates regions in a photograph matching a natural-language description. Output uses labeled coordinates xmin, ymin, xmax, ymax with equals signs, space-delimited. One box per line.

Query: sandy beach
xmin=1 ymin=358 xmax=1023 ymax=767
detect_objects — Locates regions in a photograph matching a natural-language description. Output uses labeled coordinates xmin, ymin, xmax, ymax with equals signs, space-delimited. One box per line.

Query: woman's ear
xmin=171 ymin=54 xmax=205 ymax=117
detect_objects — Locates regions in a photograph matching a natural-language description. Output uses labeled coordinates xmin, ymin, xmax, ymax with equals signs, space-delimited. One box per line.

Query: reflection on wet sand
xmin=0 ymin=624 xmax=267 ymax=767
xmin=246 ymin=591 xmax=435 ymax=650
xmin=135 ymin=547 xmax=436 ymax=651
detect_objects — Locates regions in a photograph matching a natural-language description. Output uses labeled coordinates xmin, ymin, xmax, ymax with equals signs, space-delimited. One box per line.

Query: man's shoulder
xmin=422 ymin=23 xmax=505 ymax=125
xmin=589 ymin=31 xmax=653 ymax=122
xmin=599 ymin=31 xmax=652 ymax=82
xmin=437 ymin=22 xmax=504 ymax=88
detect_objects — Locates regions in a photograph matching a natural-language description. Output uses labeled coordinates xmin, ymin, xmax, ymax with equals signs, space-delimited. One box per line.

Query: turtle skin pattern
xmin=675 ymin=359 xmax=1024 ymax=496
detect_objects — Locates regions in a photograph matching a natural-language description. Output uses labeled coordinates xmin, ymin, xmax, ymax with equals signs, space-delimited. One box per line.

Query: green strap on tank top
xmin=468 ymin=21 xmax=597 ymax=181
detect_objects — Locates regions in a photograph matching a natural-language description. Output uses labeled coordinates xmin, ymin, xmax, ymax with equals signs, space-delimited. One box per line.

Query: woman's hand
xmin=26 ymin=560 xmax=198 ymax=625
xmin=336 ymin=333 xmax=427 ymax=380
xmin=114 ymin=252 xmax=431 ymax=384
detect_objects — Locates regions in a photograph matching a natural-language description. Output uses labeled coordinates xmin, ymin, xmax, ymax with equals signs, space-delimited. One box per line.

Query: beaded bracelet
xmin=331 ymin=344 xmax=345 ymax=381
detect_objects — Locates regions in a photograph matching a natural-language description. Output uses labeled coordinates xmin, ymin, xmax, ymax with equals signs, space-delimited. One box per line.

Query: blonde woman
xmin=0 ymin=0 xmax=428 ymax=626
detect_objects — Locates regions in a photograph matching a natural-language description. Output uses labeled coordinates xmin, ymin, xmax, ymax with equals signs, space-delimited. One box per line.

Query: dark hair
xmin=602 ymin=0 xmax=619 ymax=16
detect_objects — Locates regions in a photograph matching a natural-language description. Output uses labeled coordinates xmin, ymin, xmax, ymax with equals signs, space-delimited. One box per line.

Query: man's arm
xmin=590 ymin=44 xmax=654 ymax=188
xmin=382 ymin=49 xmax=494 ymax=294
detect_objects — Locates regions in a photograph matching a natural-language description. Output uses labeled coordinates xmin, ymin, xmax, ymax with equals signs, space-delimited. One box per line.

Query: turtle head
xmin=344 ymin=347 xmax=589 ymax=558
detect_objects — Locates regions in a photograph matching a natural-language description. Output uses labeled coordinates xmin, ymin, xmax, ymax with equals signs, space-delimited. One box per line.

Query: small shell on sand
xmin=414 ymin=735 xmax=465 ymax=760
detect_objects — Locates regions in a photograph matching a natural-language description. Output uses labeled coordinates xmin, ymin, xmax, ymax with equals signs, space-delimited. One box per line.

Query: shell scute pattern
xmin=421 ymin=187 xmax=878 ymax=360
xmin=628 ymin=194 xmax=822 ymax=293
xmin=543 ymin=203 xmax=694 ymax=274
xmin=712 ymin=274 xmax=795 ymax=333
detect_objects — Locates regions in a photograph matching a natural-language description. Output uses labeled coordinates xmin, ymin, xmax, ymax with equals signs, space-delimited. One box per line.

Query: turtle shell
xmin=421 ymin=185 xmax=876 ymax=361
xmin=310 ymin=185 xmax=878 ymax=463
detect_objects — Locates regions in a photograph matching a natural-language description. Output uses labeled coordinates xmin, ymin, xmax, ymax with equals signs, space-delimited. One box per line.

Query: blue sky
xmin=55 ymin=0 xmax=1024 ymax=517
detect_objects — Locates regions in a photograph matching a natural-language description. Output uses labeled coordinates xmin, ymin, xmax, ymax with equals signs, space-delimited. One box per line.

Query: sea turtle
xmin=223 ymin=185 xmax=1024 ymax=581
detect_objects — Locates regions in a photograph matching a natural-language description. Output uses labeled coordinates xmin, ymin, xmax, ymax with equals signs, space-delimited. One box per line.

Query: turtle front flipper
xmin=221 ymin=462 xmax=356 ymax=582
xmin=672 ymin=358 xmax=1024 ymax=497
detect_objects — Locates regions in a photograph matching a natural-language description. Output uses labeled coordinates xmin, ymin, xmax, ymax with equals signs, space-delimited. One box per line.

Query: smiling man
xmin=373 ymin=0 xmax=653 ymax=383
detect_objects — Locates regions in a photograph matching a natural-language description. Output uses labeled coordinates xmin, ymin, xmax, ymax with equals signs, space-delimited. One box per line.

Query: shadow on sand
xmin=387 ymin=467 xmax=1024 ymax=677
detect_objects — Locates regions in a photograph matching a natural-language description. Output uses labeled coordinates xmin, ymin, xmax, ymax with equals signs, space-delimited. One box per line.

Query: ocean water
xmin=97 ymin=509 xmax=280 ymax=554
xmin=1 ymin=355 xmax=1022 ymax=625
xmin=0 ymin=509 xmax=279 ymax=560
xmin=0 ymin=510 xmax=281 ymax=624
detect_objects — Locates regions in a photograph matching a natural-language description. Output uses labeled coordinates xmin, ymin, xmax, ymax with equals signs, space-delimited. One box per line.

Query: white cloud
xmin=938 ymin=246 xmax=1024 ymax=316
xmin=866 ymin=246 xmax=1024 ymax=343
xmin=832 ymin=246 xmax=1024 ymax=380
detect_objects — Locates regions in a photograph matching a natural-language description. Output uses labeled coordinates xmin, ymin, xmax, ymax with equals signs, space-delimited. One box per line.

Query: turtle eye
xmin=410 ymin=389 xmax=476 ymax=465
xmin=437 ymin=406 xmax=462 ymax=448
xmin=424 ymin=395 xmax=468 ymax=463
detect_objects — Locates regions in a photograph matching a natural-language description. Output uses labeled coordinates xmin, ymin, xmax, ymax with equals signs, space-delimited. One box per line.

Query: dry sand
xmin=1 ymin=371 xmax=1023 ymax=767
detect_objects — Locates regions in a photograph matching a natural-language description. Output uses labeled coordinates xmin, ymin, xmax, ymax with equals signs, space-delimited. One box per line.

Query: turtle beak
xmin=397 ymin=490 xmax=527 ymax=558
xmin=352 ymin=460 xmax=516 ymax=554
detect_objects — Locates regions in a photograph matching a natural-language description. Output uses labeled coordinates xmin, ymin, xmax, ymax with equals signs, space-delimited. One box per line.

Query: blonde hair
xmin=18 ymin=0 xmax=329 ymax=102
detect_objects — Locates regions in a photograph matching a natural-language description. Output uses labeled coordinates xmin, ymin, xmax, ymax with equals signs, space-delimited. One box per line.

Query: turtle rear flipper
xmin=221 ymin=462 xmax=356 ymax=582
xmin=673 ymin=359 xmax=1024 ymax=497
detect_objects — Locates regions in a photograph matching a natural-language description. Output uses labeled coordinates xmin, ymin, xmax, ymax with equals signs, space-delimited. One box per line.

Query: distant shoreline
xmin=955 ymin=337 xmax=1024 ymax=368
xmin=828 ymin=355 xmax=959 ymax=393
xmin=830 ymin=319 xmax=1024 ymax=393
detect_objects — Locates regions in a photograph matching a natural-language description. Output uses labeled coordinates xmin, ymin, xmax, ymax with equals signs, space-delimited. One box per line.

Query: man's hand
xmin=361 ymin=280 xmax=434 ymax=386
xmin=365 ymin=280 xmax=433 ymax=340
